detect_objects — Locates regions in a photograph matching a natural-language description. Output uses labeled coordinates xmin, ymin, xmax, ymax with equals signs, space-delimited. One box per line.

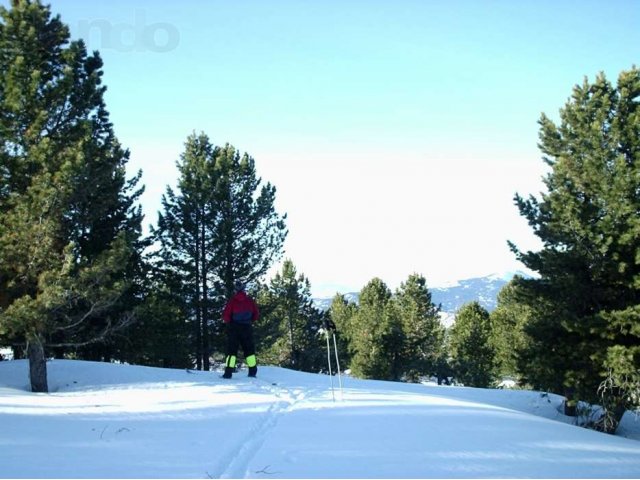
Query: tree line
xmin=0 ymin=1 xmax=638 ymax=435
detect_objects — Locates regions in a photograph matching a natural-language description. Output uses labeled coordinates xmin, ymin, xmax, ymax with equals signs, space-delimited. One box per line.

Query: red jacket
xmin=222 ymin=291 xmax=260 ymax=324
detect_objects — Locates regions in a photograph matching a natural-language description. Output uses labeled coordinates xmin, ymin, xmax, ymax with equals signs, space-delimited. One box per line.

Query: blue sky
xmin=12 ymin=0 xmax=640 ymax=296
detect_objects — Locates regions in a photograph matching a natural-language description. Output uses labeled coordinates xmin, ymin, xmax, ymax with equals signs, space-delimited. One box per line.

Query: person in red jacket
xmin=221 ymin=281 xmax=260 ymax=378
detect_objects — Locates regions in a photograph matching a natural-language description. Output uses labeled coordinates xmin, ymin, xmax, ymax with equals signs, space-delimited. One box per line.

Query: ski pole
xmin=325 ymin=326 xmax=335 ymax=402
xmin=332 ymin=330 xmax=343 ymax=398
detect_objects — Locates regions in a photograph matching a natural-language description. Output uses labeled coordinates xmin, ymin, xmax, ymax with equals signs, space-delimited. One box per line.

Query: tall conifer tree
xmin=449 ymin=302 xmax=495 ymax=388
xmin=489 ymin=278 xmax=532 ymax=382
xmin=154 ymin=133 xmax=216 ymax=369
xmin=510 ymin=68 xmax=640 ymax=432
xmin=395 ymin=274 xmax=445 ymax=382
xmin=328 ymin=293 xmax=358 ymax=369
xmin=349 ymin=278 xmax=404 ymax=380
xmin=210 ymin=144 xmax=287 ymax=300
xmin=256 ymin=259 xmax=324 ymax=371
xmin=0 ymin=0 xmax=144 ymax=391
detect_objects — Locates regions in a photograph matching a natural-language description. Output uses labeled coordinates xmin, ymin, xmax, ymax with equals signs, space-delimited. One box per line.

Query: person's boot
xmin=248 ymin=366 xmax=257 ymax=378
xmin=222 ymin=367 xmax=233 ymax=379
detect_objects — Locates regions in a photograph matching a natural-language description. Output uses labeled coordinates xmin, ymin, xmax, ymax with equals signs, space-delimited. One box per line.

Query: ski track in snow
xmin=210 ymin=377 xmax=303 ymax=479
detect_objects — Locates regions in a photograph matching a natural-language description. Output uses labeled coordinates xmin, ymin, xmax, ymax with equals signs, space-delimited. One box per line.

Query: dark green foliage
xmin=328 ymin=293 xmax=358 ymax=369
xmin=256 ymin=260 xmax=324 ymax=372
xmin=510 ymin=277 xmax=579 ymax=399
xmin=395 ymin=274 xmax=445 ymax=382
xmin=153 ymin=133 xmax=217 ymax=370
xmin=449 ymin=302 xmax=496 ymax=388
xmin=348 ymin=278 xmax=405 ymax=380
xmin=510 ymin=67 xmax=640 ymax=432
xmin=115 ymin=267 xmax=191 ymax=369
xmin=433 ymin=331 xmax=454 ymax=386
xmin=209 ymin=143 xmax=288 ymax=299
xmin=0 ymin=0 xmax=144 ymax=391
xmin=489 ymin=277 xmax=533 ymax=381
xmin=327 ymin=274 xmax=447 ymax=383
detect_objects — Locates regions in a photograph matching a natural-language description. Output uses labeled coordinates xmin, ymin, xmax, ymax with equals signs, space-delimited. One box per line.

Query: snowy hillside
xmin=312 ymin=271 xmax=529 ymax=315
xmin=1 ymin=360 xmax=639 ymax=478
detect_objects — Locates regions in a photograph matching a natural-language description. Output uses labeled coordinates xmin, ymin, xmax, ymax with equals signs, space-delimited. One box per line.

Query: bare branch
xmin=48 ymin=312 xmax=135 ymax=348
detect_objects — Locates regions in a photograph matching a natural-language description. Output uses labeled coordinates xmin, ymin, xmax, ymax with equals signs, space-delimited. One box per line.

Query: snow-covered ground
xmin=1 ymin=360 xmax=639 ymax=478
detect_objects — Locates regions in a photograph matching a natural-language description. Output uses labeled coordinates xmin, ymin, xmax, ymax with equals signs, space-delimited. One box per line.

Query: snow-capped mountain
xmin=312 ymin=271 xmax=531 ymax=317
xmin=430 ymin=271 xmax=530 ymax=313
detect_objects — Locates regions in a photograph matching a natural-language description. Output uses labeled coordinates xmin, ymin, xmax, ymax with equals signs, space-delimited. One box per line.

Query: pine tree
xmin=256 ymin=259 xmax=324 ymax=371
xmin=153 ymin=133 xmax=216 ymax=370
xmin=395 ymin=273 xmax=445 ymax=382
xmin=116 ymin=266 xmax=191 ymax=369
xmin=328 ymin=293 xmax=358 ymax=370
xmin=489 ymin=277 xmax=533 ymax=382
xmin=510 ymin=67 xmax=640 ymax=432
xmin=0 ymin=0 xmax=144 ymax=391
xmin=209 ymin=144 xmax=287 ymax=296
xmin=349 ymin=278 xmax=404 ymax=380
xmin=513 ymin=280 xmax=580 ymax=410
xmin=449 ymin=302 xmax=495 ymax=388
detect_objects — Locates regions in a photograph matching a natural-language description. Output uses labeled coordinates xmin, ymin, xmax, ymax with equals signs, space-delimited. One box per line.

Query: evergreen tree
xmin=395 ymin=274 xmax=445 ymax=382
xmin=489 ymin=277 xmax=533 ymax=382
xmin=153 ymin=133 xmax=216 ymax=370
xmin=510 ymin=68 xmax=640 ymax=432
xmin=0 ymin=0 xmax=144 ymax=391
xmin=210 ymin=144 xmax=288 ymax=299
xmin=116 ymin=266 xmax=191 ymax=369
xmin=349 ymin=278 xmax=404 ymax=380
xmin=434 ymin=329 xmax=454 ymax=385
xmin=256 ymin=260 xmax=324 ymax=372
xmin=328 ymin=293 xmax=358 ymax=370
xmin=449 ymin=302 xmax=496 ymax=388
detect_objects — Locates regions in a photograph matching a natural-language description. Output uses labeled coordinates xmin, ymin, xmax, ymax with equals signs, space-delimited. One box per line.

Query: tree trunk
xmin=288 ymin=313 xmax=296 ymax=368
xmin=563 ymin=388 xmax=577 ymax=416
xmin=563 ymin=400 xmax=577 ymax=416
xmin=12 ymin=345 xmax=25 ymax=360
xmin=194 ymin=227 xmax=203 ymax=370
xmin=27 ymin=338 xmax=48 ymax=393
xmin=595 ymin=399 xmax=628 ymax=434
xmin=601 ymin=403 xmax=627 ymax=435
xmin=201 ymin=218 xmax=210 ymax=371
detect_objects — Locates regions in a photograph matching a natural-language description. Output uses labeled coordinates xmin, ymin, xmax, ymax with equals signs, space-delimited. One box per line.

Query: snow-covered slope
xmin=1 ymin=359 xmax=639 ymax=478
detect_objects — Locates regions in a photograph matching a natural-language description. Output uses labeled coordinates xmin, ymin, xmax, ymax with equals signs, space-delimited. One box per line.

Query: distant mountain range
xmin=429 ymin=272 xmax=528 ymax=313
xmin=312 ymin=271 xmax=531 ymax=327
